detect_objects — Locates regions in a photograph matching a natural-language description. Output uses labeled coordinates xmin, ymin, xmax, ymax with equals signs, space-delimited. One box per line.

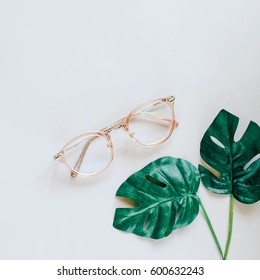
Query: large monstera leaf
xmin=199 ymin=109 xmax=260 ymax=204
xmin=113 ymin=157 xmax=200 ymax=239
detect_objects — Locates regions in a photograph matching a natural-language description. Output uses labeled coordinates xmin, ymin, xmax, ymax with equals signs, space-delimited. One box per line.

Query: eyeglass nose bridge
xmin=101 ymin=117 xmax=127 ymax=134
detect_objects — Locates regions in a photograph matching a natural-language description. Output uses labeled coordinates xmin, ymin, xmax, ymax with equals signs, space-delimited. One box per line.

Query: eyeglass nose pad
xmin=122 ymin=123 xmax=128 ymax=131
xmin=107 ymin=142 xmax=113 ymax=148
xmin=104 ymin=133 xmax=113 ymax=148
xmin=174 ymin=121 xmax=179 ymax=128
xmin=122 ymin=123 xmax=135 ymax=138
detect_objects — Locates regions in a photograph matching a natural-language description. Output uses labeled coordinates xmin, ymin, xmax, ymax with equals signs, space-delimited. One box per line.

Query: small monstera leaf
xmin=113 ymin=157 xmax=200 ymax=239
xmin=199 ymin=109 xmax=260 ymax=204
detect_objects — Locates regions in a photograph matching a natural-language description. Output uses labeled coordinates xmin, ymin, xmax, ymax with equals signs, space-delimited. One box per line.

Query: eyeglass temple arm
xmin=130 ymin=97 xmax=175 ymax=125
xmin=70 ymin=137 xmax=93 ymax=177
xmin=132 ymin=112 xmax=172 ymax=126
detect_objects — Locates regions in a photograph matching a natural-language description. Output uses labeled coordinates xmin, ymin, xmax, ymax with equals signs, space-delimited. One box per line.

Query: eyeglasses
xmin=54 ymin=96 xmax=177 ymax=177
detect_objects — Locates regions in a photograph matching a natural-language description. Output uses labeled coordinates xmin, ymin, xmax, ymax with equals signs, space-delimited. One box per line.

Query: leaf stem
xmin=198 ymin=198 xmax=224 ymax=260
xmin=223 ymin=194 xmax=234 ymax=260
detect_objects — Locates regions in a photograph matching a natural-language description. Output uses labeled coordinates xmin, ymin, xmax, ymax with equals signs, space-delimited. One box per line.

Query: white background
xmin=0 ymin=0 xmax=259 ymax=260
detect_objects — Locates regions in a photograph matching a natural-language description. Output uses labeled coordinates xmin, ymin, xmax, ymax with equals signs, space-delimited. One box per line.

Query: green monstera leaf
xmin=199 ymin=109 xmax=260 ymax=204
xmin=113 ymin=157 xmax=200 ymax=239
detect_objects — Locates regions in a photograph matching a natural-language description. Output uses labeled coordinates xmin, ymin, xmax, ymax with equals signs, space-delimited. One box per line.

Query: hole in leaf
xmin=116 ymin=197 xmax=138 ymax=208
xmin=210 ymin=136 xmax=225 ymax=148
xmin=244 ymin=154 xmax=260 ymax=170
xmin=144 ymin=213 xmax=152 ymax=230
xmin=146 ymin=175 xmax=166 ymax=188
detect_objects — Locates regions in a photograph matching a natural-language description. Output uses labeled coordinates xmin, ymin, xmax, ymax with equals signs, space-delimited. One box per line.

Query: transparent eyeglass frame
xmin=54 ymin=96 xmax=178 ymax=177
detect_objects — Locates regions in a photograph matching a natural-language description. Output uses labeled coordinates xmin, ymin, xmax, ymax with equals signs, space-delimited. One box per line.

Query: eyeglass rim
xmin=56 ymin=131 xmax=114 ymax=177
xmin=124 ymin=97 xmax=176 ymax=146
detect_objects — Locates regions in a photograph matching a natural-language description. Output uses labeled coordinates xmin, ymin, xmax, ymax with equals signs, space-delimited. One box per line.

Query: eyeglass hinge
xmin=54 ymin=151 xmax=63 ymax=160
xmin=164 ymin=96 xmax=175 ymax=102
